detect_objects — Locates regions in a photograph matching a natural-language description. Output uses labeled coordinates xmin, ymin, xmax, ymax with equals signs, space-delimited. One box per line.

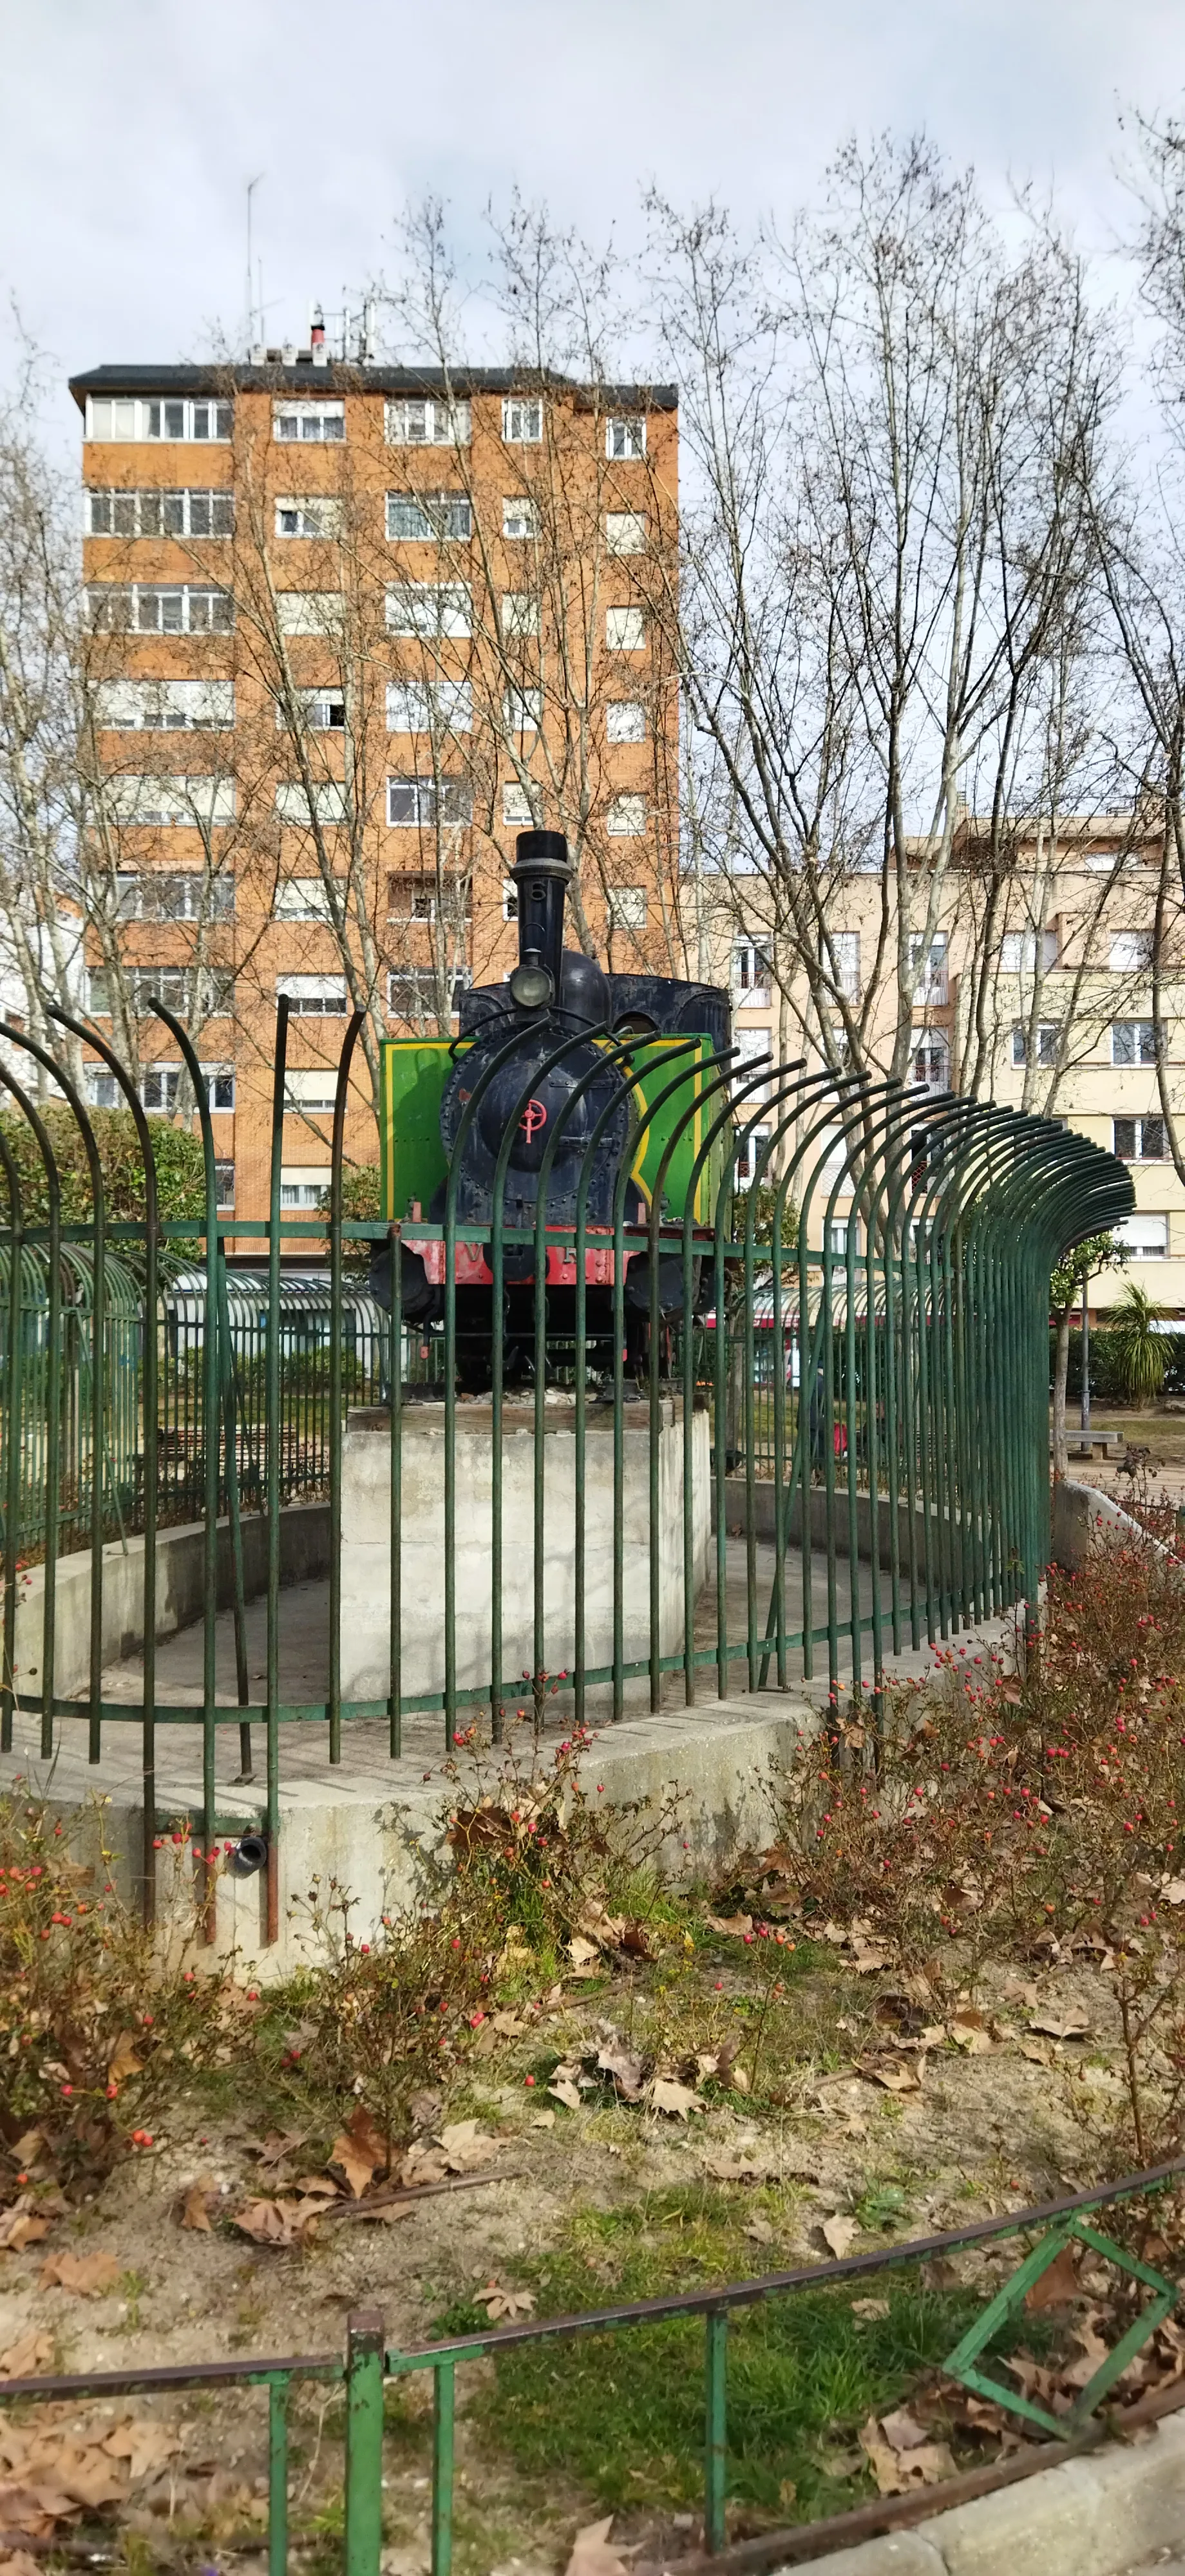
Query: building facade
xmin=692 ymin=810 xmax=1185 ymax=1320
xmin=71 ymin=349 xmax=680 ymax=1226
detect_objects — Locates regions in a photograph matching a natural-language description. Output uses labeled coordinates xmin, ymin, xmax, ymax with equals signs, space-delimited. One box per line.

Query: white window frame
xmin=500 ymin=592 xmax=539 ymax=638
xmin=272 ymin=400 xmax=345 ymax=443
xmin=605 ymin=605 xmax=645 ymax=652
xmin=1001 ymin=929 xmax=1059 ymax=973
xmin=385 ymin=580 xmax=471 ymax=639
xmin=830 ymin=930 xmax=861 ymax=1000
xmin=386 ymin=679 xmax=472 ymax=735
xmin=282 ymin=688 xmax=346 ymax=732
xmin=606 ymin=416 xmax=646 ymax=460
xmin=732 ymin=938 xmax=773 ymax=1007
xmin=734 ymin=1122 xmax=772 ymax=1187
xmin=95 ymin=679 xmax=234 ymax=730
xmin=504 ymin=687 xmax=542 ymax=734
xmin=386 ymin=777 xmax=473 ymax=828
xmin=607 ymin=794 xmax=647 ymax=837
xmin=88 ymin=965 xmax=234 ymax=1018
xmin=606 ymin=701 xmax=646 ymax=744
xmin=606 ymin=510 xmax=647 ymax=554
xmin=102 ymin=776 xmax=236 ymax=828
xmin=275 ymin=591 xmax=345 ymax=636
xmin=1115 ymin=1211 xmax=1169 ymax=1258
xmin=88 ymin=584 xmax=232 ymax=634
xmin=501 ymin=782 xmax=535 ymax=826
xmin=384 ymin=398 xmax=471 ymax=447
xmin=274 ymin=496 xmax=342 ymax=538
xmin=502 ymin=497 xmax=538 ymax=540
xmin=502 ymin=397 xmax=543 ymax=443
xmin=1011 ymin=1023 xmax=1059 ymax=1068
xmin=283 ymin=1074 xmax=337 ymax=1113
xmin=84 ymin=396 xmax=232 ymax=442
xmin=1114 ymin=1115 xmax=1168 ymax=1162
xmin=1112 ymin=1020 xmax=1161 ymax=1066
xmin=909 ymin=932 xmax=948 ymax=1007
xmin=86 ymin=487 xmax=234 ymax=537
xmin=608 ymin=885 xmax=647 ymax=929
xmin=273 ymin=878 xmax=337 ymax=921
xmin=274 ymin=782 xmax=348 ymax=824
xmin=502 ymin=877 xmax=519 ymax=920
xmin=280 ymin=1166 xmax=332 ymax=1209
xmin=1110 ymin=931 xmax=1155 ymax=973
xmin=276 ymin=974 xmax=348 ymax=1016
xmin=386 ymin=490 xmax=471 ymax=541
xmin=114 ymin=871 xmax=234 ymax=921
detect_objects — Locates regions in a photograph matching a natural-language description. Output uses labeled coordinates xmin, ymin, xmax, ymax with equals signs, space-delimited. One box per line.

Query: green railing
xmin=1 ymin=2159 xmax=1179 ymax=2575
xmin=0 ymin=1000 xmax=1133 ymax=1944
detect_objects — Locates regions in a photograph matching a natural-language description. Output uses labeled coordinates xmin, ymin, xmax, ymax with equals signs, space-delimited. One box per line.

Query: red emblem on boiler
xmin=520 ymin=1098 xmax=547 ymax=1139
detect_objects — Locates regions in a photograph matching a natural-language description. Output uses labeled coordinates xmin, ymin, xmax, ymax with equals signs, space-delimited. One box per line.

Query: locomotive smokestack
xmin=508 ymin=829 xmax=572 ymax=1011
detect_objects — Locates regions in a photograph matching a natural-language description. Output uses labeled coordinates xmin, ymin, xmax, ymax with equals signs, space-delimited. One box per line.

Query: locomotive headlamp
xmin=509 ymin=958 xmax=555 ymax=1010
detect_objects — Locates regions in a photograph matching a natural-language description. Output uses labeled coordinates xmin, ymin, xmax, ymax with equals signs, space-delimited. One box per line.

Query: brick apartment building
xmin=70 ymin=341 xmax=681 ymax=1229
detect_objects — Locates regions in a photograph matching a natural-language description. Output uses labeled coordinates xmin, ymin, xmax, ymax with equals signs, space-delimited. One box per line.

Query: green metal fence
xmin=1 ymin=2159 xmax=1179 ymax=2574
xmin=0 ymin=1000 xmax=1133 ymax=1942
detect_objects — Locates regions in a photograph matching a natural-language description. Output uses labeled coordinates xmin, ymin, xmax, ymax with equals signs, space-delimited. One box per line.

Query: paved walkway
xmin=0 ymin=1535 xmax=1015 ymax=1822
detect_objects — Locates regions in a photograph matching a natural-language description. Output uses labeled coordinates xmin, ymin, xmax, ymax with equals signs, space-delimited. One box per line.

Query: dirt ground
xmin=0 ymin=1936 xmax=1141 ymax=2576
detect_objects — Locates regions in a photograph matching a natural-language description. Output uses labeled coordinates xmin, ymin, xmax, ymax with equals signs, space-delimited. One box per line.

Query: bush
xmin=0 ymin=1794 xmax=228 ymax=2189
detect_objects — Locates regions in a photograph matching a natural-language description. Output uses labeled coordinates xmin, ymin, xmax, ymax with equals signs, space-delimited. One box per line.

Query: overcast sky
xmin=5 ymin=0 xmax=1185 ymax=455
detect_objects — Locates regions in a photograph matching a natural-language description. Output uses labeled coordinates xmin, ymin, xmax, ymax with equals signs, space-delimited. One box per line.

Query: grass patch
xmin=433 ymin=2187 xmax=1034 ymax=2526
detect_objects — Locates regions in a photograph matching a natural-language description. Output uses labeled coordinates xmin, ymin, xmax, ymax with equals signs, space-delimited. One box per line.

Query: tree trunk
xmin=1052 ymin=1310 xmax=1070 ymax=1480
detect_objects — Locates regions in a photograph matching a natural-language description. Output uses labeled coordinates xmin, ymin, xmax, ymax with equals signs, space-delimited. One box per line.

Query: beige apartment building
xmin=696 ymin=808 xmax=1185 ymax=1320
xmin=70 ymin=341 xmax=680 ymax=1229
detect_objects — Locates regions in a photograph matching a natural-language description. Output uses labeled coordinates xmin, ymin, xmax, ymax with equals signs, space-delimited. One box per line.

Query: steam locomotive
xmin=374 ymin=830 xmax=732 ymax=1387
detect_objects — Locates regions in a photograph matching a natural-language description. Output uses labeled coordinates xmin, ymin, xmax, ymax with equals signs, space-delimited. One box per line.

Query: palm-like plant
xmin=1106 ymin=1281 xmax=1166 ymax=1407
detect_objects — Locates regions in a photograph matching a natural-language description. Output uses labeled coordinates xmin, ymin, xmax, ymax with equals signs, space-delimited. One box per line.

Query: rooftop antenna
xmin=245 ymin=173 xmax=265 ymax=350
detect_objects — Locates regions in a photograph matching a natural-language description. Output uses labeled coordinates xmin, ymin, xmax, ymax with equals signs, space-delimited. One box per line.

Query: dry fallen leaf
xmin=179 ymin=2181 xmax=214 ymax=2233
xmin=596 ymin=2040 xmax=647 ymax=2101
xmin=564 ymin=2516 xmax=629 ymax=2576
xmin=647 ymin=2076 xmax=703 ymax=2119
xmin=851 ymin=1938 xmax=892 ymax=1973
xmin=437 ymin=2120 xmax=498 ymax=2174
xmin=473 ymin=2279 xmax=536 ymax=2322
xmin=104 ymin=2420 xmax=180 ymax=2481
xmin=39 ymin=2250 xmax=120 ymax=2297
xmin=704 ymin=2154 xmax=770 ymax=2183
xmin=0 ymin=2208 xmax=50 ymax=2254
xmin=232 ymin=2197 xmax=320 ymax=2249
xmin=1162 ymin=1878 xmax=1185 ymax=1905
xmin=880 ymin=2406 xmax=930 ymax=2451
xmin=548 ymin=2076 xmax=583 ymax=2112
xmin=106 ymin=2031 xmax=144 ymax=2083
xmin=851 ymin=2297 xmax=891 ymax=2322
xmin=948 ymin=2010 xmax=993 ymax=2054
xmin=860 ymin=2058 xmax=922 ymax=2094
xmin=744 ymin=2217 xmax=775 ymax=2245
xmin=859 ymin=2414 xmax=956 ymax=2494
xmin=822 ymin=2213 xmax=858 ymax=2258
xmin=1029 ymin=2009 xmax=1090 ymax=2041
xmin=0 ymin=2550 xmax=43 ymax=2576
xmin=705 ymin=1913 xmax=753 ymax=1937
xmin=1025 ymin=2242 xmax=1081 ymax=2311
xmin=0 ymin=2331 xmax=51 ymax=2382
xmin=530 ymin=2110 xmax=556 ymax=2130
xmin=567 ymin=1934 xmax=601 ymax=1969
xmin=330 ymin=2103 xmax=389 ymax=2198
xmin=398 ymin=2141 xmax=451 ymax=2188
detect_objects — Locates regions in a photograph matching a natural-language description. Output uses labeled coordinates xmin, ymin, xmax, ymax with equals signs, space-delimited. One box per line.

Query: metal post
xmin=267 ymin=2374 xmax=289 ymax=2576
xmin=344 ymin=2309 xmax=384 ymax=2576
xmin=703 ymin=2305 xmax=728 ymax=2552
xmin=1081 ymin=1271 xmax=1090 ymax=1433
xmin=432 ymin=2360 xmax=455 ymax=2576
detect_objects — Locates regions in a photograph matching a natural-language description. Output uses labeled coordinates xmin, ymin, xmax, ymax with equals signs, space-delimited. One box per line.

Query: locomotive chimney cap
xmin=511 ymin=829 xmax=572 ymax=881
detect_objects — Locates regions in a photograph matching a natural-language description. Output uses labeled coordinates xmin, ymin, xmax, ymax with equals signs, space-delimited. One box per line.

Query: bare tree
xmin=643 ymin=143 xmax=1117 ymax=1089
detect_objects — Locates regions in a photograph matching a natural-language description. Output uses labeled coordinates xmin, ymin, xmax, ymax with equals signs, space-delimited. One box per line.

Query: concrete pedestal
xmin=339 ymin=1396 xmax=712 ymax=1712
